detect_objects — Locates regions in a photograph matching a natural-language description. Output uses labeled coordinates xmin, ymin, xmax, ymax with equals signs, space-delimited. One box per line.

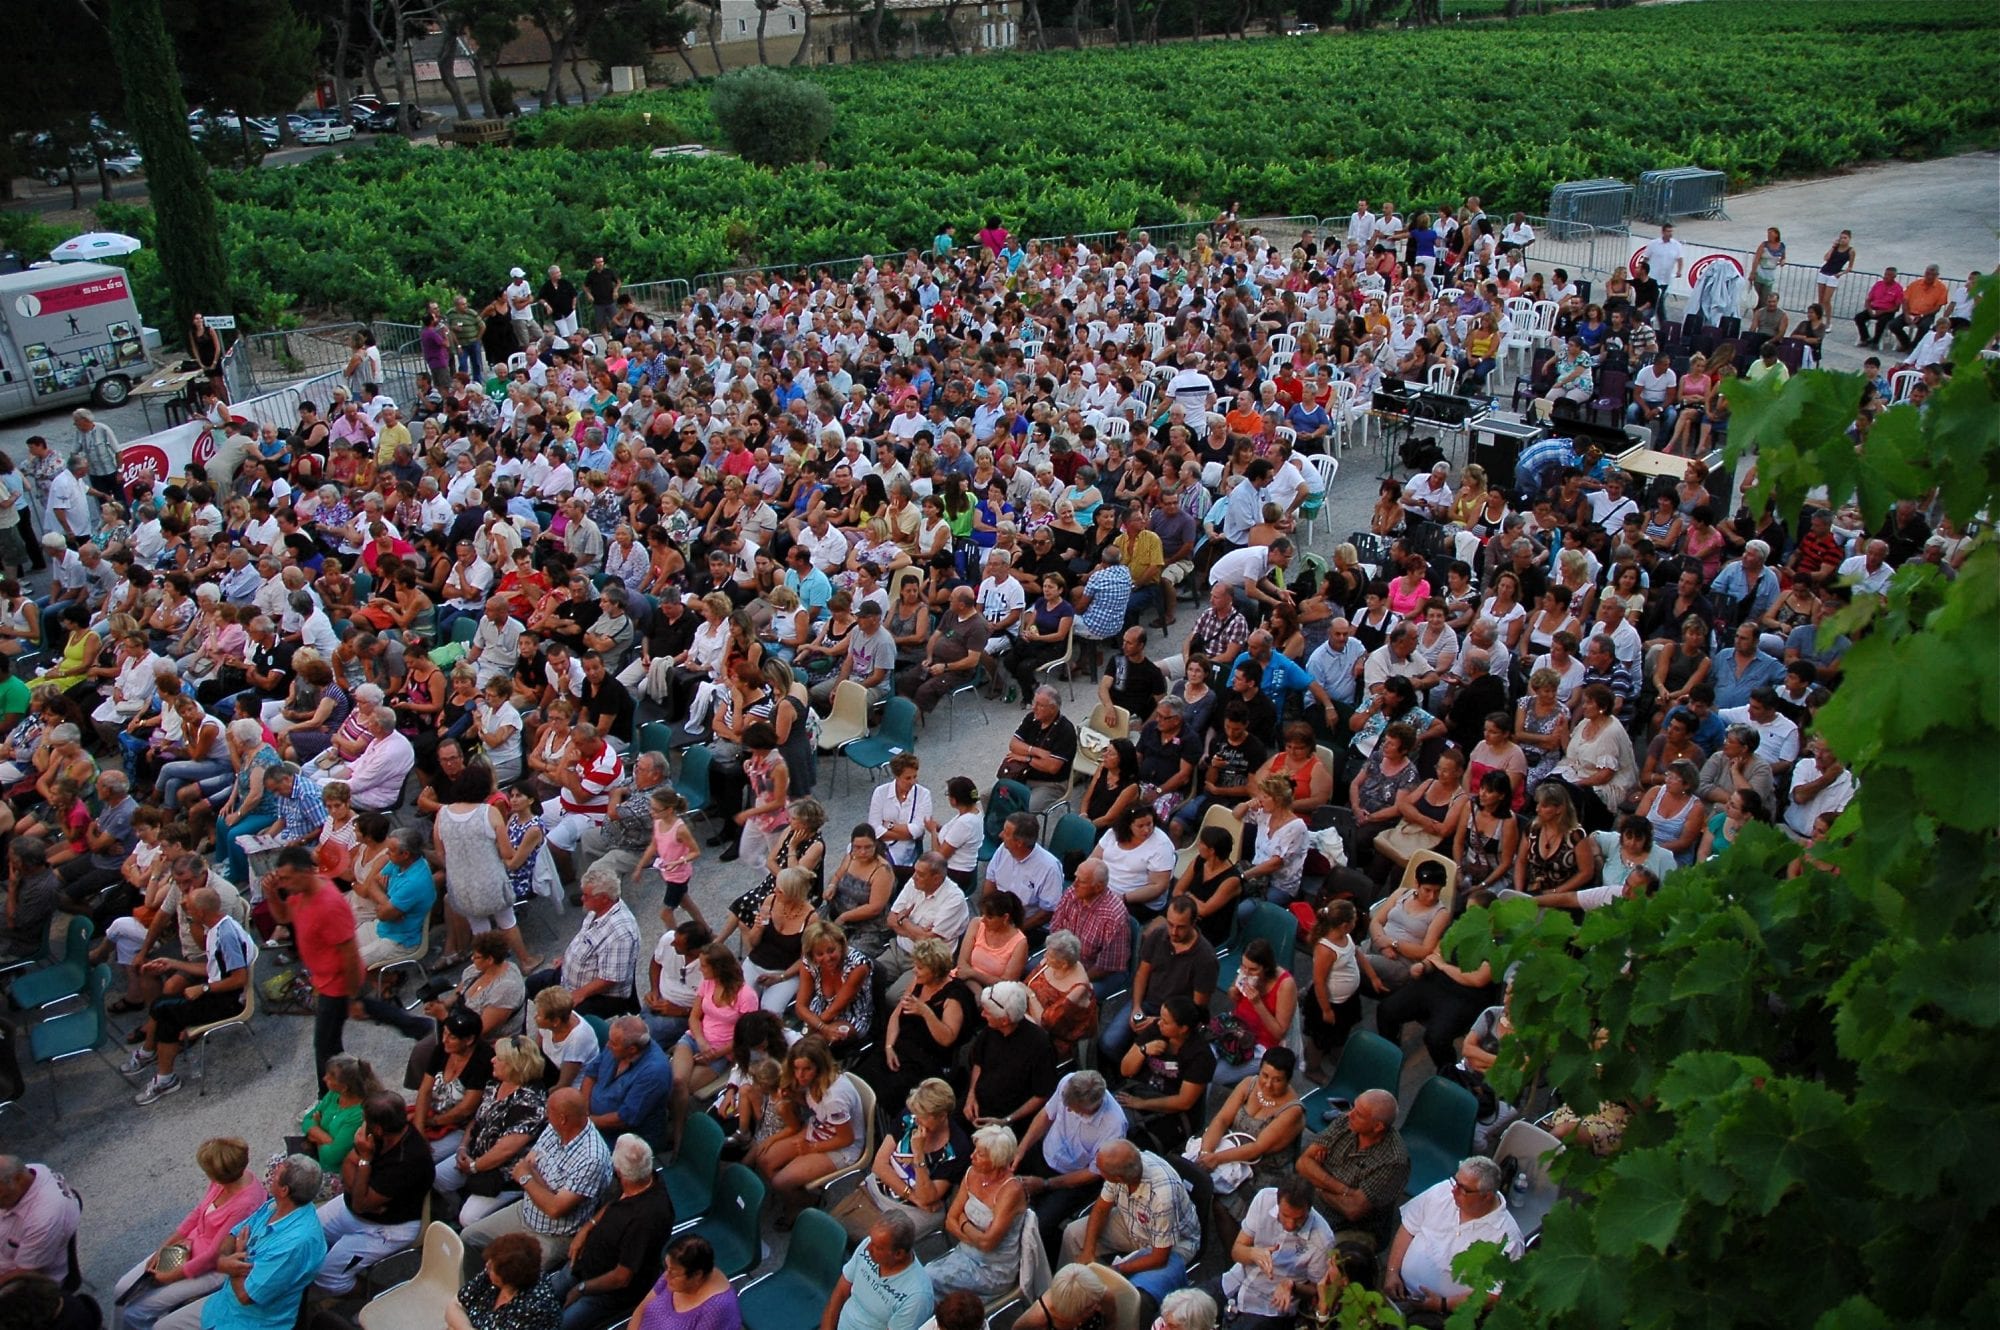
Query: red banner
xmin=18 ymin=274 xmax=130 ymax=318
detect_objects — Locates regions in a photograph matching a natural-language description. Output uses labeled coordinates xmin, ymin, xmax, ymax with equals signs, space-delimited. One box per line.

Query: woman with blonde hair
xmin=436 ymin=1033 xmax=548 ymax=1223
xmin=831 ymin=1076 xmax=968 ymax=1242
xmin=750 ymin=1034 xmax=865 ymax=1206
xmin=110 ymin=1137 xmax=263 ymax=1330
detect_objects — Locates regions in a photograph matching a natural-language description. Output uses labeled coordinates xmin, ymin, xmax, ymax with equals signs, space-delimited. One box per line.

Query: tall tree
xmin=105 ymin=0 xmax=228 ymax=331
xmin=166 ymin=0 xmax=320 ymax=146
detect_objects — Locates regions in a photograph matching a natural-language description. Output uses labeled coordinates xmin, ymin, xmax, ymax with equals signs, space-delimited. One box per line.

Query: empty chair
xmin=357 ymin=1222 xmax=464 ymax=1330
xmin=1270 ymin=333 xmax=1298 ymax=357
xmin=816 ymin=679 xmax=871 ymax=754
xmin=662 ymin=1109 xmax=726 ymax=1227
xmin=843 ymin=697 xmax=918 ymax=784
xmin=1300 ymin=1029 xmax=1405 ymax=1129
xmin=1426 ymin=362 xmax=1460 ymax=396
xmin=739 ymin=1209 xmax=848 ymax=1330
xmin=1494 ymin=1118 xmax=1565 ymax=1242
xmin=26 ymin=963 xmax=119 ymax=1118
xmin=181 ymin=970 xmax=272 ymax=1095
xmin=688 ymin=1163 xmax=767 ymax=1278
xmin=7 ymin=917 xmax=94 ymax=1012
xmin=1401 ymin=1075 xmax=1481 ymax=1195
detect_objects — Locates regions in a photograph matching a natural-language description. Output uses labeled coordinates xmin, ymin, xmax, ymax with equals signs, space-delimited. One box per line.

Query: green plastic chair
xmin=9 ymin=917 xmax=95 ymax=1013
xmin=739 ymin=1208 xmax=848 ymax=1330
xmin=27 ymin=963 xmax=117 ymax=1119
xmin=0 ymin=914 xmax=71 ymax=988
xmin=580 ymin=1013 xmax=610 ymax=1049
xmin=662 ymin=1111 xmax=725 ymax=1227
xmin=450 ymin=616 xmax=481 ymax=645
xmin=1401 ymin=1075 xmax=1480 ymax=1196
xmin=676 ymin=745 xmax=714 ymax=825
xmin=689 ymin=1163 xmax=767 ymax=1278
xmin=638 ymin=721 xmax=676 ymax=762
xmin=842 ymin=697 xmax=918 ymax=783
xmin=1301 ymin=1030 xmax=1406 ymax=1129
xmin=1045 ymin=813 xmax=1098 ymax=874
xmin=1216 ymin=900 xmax=1299 ymax=991
xmin=979 ymin=779 xmax=1031 ymax=866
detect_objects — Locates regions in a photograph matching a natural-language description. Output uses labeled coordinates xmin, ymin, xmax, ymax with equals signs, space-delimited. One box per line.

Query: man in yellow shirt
xmin=1116 ymin=506 xmax=1167 ymax=627
xmin=372 ymin=405 xmax=411 ymax=467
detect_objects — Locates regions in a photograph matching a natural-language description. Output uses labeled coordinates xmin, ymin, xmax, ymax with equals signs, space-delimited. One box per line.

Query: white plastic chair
xmin=1088 ymin=320 xmax=1110 ymax=346
xmin=1302 ymin=454 xmax=1339 ymax=545
xmin=1427 ymin=363 xmax=1461 ymax=396
xmin=358 ymin=1222 xmax=463 ymax=1330
xmin=1143 ymin=322 xmax=1168 ymax=356
xmin=1439 ymin=287 xmax=1465 ymax=308
xmin=1270 ymin=333 xmax=1298 ymax=358
xmin=1330 ymin=381 xmax=1359 ymax=454
xmin=1890 ymin=369 xmax=1922 ymax=404
xmin=1100 ymin=416 xmax=1131 ymax=443
xmin=1528 ymin=300 xmax=1561 ymax=350
xmin=1286 ymin=321 xmax=1308 ymax=340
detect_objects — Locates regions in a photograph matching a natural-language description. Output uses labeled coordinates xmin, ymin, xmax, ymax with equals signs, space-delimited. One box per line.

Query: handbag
xmin=1211 ymin=1013 xmax=1259 ymax=1065
xmin=1183 ymin=1132 xmax=1258 ymax=1194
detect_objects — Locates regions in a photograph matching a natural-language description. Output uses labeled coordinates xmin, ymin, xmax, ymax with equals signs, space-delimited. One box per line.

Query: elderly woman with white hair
xmin=1012 ymin=1263 xmax=1114 ymax=1330
xmin=925 ymin=1123 xmax=1030 ymax=1301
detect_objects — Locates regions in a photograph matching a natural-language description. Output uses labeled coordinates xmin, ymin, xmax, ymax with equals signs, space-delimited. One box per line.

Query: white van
xmin=0 ymin=263 xmax=154 ymax=421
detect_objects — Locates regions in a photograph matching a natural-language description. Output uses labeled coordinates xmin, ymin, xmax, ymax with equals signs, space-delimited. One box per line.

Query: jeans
xmin=159 ymin=756 xmax=232 ymax=811
xmin=546 ymin=1267 xmax=642 ymax=1330
xmin=219 ymin=808 xmax=279 ymax=884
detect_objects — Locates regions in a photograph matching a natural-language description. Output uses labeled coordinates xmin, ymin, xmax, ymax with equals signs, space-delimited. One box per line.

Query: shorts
xmin=1817 ymin=271 xmax=1843 ymax=288
xmin=660 ymin=874 xmax=691 ymax=908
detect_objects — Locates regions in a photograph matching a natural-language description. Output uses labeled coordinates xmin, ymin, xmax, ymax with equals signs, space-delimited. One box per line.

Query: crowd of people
xmin=0 ymin=196 xmax=1974 ymax=1330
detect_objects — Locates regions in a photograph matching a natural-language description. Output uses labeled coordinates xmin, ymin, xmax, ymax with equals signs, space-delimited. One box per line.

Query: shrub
xmin=708 ymin=67 xmax=834 ymax=169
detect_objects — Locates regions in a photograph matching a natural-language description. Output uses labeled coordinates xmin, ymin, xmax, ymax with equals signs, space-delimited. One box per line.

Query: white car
xmin=288 ymin=114 xmax=356 ymax=145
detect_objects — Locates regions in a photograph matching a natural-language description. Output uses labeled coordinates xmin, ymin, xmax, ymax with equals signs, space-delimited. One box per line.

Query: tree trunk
xmin=708 ymin=7 xmax=725 ymax=73
xmin=330 ymin=10 xmax=354 ymax=118
xmin=868 ymin=0 xmax=887 ymax=59
xmin=106 ymin=0 xmax=230 ymax=335
xmin=1023 ymin=0 xmax=1046 ymax=50
xmin=792 ymin=2 xmax=813 ymax=65
xmin=568 ymin=40 xmax=592 ymax=102
xmin=675 ymin=36 xmax=702 ymax=80
xmin=942 ymin=0 xmax=966 ymax=53
xmin=756 ymin=2 xmax=771 ymax=64
xmin=538 ymin=23 xmax=567 ymax=106
xmin=66 ymin=166 xmax=83 ymax=213
xmin=436 ymin=28 xmax=472 ymax=120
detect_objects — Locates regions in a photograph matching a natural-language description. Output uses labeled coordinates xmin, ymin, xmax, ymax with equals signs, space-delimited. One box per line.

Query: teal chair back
xmin=28 ymin=963 xmax=110 ymax=1064
xmin=638 ymin=722 xmax=675 ymax=762
xmin=692 ymin=1163 xmax=767 ymax=1277
xmin=450 ymin=616 xmax=480 ymax=645
xmin=875 ymin=697 xmax=918 ymax=750
xmin=581 ymin=1013 xmax=610 ymax=1048
xmin=1218 ymin=900 xmax=1300 ymax=990
xmin=1304 ymin=1030 xmax=1407 ymax=1129
xmin=677 ymin=746 xmax=713 ymax=815
xmin=1046 ymin=813 xmax=1097 ymax=873
xmin=1402 ymin=1074 xmax=1480 ymax=1195
xmin=662 ymin=1111 xmax=724 ymax=1221
xmin=9 ymin=917 xmax=95 ymax=1012
xmin=980 ymin=779 xmax=1032 ymax=863
xmin=740 ymin=1208 xmax=848 ymax=1330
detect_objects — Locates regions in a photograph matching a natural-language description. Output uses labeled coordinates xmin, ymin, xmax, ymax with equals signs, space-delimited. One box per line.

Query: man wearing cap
xmin=819 ymin=600 xmax=898 ymax=713
xmin=506 ymin=267 xmax=538 ymax=347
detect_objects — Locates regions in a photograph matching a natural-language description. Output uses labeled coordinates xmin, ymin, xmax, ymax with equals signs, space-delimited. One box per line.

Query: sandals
xmin=108 ymin=997 xmax=145 ymax=1015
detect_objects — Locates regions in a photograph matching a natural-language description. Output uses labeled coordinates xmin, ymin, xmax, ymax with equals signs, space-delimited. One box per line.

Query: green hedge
xmin=102 ymin=0 xmax=2000 ymax=326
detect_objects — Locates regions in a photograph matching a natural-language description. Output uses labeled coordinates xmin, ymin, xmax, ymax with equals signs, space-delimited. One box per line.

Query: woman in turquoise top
xmin=1698 ymin=788 xmax=1764 ymax=861
xmin=296 ymin=1054 xmax=378 ymax=1174
xmin=1062 ymin=466 xmax=1105 ymax=525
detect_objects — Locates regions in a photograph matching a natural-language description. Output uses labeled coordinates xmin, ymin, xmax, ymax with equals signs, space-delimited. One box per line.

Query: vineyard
xmin=103 ymin=0 xmax=2000 ymax=326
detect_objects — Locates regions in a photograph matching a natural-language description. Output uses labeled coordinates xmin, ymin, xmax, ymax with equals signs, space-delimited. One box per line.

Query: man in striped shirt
xmin=543 ymin=722 xmax=624 ymax=861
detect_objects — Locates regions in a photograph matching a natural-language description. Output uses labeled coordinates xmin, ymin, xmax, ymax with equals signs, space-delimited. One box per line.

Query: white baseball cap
xmin=509 ymin=267 xmax=526 ymax=278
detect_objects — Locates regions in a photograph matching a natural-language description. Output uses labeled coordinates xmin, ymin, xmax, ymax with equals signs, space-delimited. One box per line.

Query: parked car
xmin=1286 ymin=22 xmax=1320 ymax=36
xmin=348 ymin=103 xmax=405 ymax=133
xmin=187 ymin=110 xmax=279 ymax=148
xmin=288 ymin=113 xmax=356 ymax=145
xmin=41 ymin=150 xmax=142 ymax=188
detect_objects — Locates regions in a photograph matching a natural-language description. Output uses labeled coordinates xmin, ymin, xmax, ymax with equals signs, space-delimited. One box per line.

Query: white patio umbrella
xmin=49 ymin=232 xmax=143 ymax=263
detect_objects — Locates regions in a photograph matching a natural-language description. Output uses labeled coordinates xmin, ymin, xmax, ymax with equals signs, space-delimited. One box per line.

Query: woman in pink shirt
xmin=1385 ymin=554 xmax=1433 ymax=618
xmin=110 ymin=1136 xmax=264 ymax=1330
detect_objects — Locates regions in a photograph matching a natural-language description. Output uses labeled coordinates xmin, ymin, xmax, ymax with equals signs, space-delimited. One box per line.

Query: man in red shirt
xmin=265 ymin=846 xmax=364 ymax=1094
xmin=1854 ymin=267 xmax=1906 ymax=349
xmin=544 ymin=723 xmax=624 ymax=880
xmin=1786 ymin=508 xmax=1846 ymax=588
